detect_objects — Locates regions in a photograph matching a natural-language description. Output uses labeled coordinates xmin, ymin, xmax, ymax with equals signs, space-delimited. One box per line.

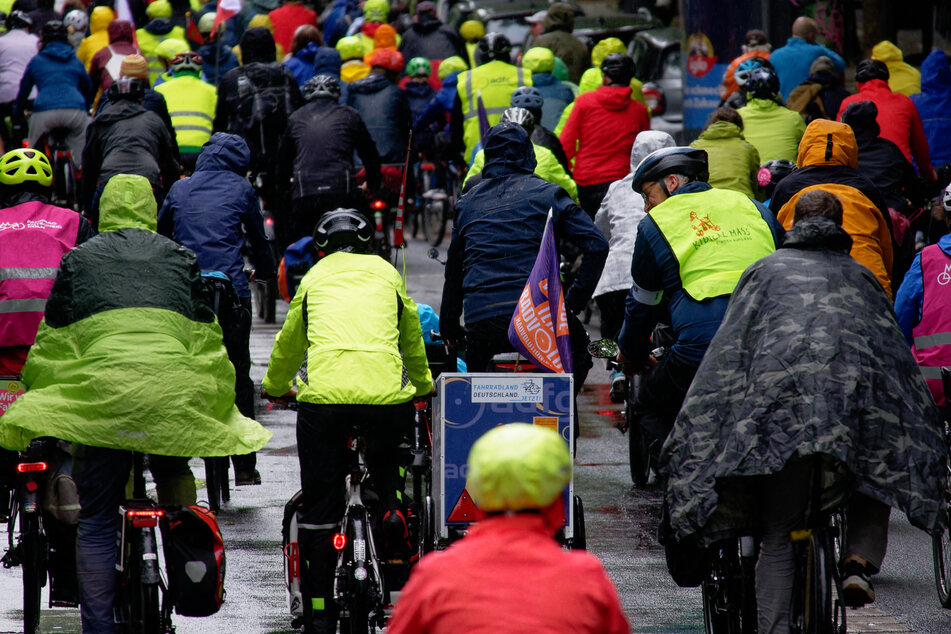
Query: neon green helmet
xmin=155 ymin=37 xmax=190 ymax=61
xmin=466 ymin=424 xmax=571 ymax=512
xmin=522 ymin=46 xmax=555 ymax=73
xmin=336 ymin=35 xmax=365 ymax=62
xmin=459 ymin=19 xmax=484 ymax=42
xmin=0 ymin=148 xmax=52 ymax=187
xmin=437 ymin=55 xmax=467 ymax=80
xmin=406 ymin=56 xmax=431 ymax=77
xmin=363 ymin=0 xmax=389 ymax=23
xmin=591 ymin=37 xmax=625 ymax=66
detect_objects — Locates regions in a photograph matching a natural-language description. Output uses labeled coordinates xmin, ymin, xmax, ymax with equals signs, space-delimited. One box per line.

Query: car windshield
xmin=486 ymin=17 xmax=529 ymax=52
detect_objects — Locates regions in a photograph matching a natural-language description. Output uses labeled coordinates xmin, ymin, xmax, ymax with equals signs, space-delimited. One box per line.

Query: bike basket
xmin=160 ymin=505 xmax=226 ymax=616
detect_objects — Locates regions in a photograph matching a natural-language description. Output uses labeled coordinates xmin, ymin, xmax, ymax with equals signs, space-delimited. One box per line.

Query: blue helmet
xmin=734 ymin=56 xmax=772 ymax=90
xmin=510 ymin=86 xmax=544 ymax=112
xmin=631 ymin=147 xmax=708 ymax=193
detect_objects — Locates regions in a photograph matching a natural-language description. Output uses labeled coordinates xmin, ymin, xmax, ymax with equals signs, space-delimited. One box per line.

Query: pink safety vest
xmin=0 ymin=202 xmax=81 ymax=347
xmin=911 ymin=244 xmax=951 ymax=407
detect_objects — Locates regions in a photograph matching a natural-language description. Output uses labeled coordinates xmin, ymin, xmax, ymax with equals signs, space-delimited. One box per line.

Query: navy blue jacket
xmin=440 ymin=124 xmax=607 ymax=332
xmin=157 ymin=133 xmax=275 ymax=297
xmin=617 ymin=182 xmax=784 ymax=364
xmin=345 ymin=72 xmax=410 ymax=164
xmin=15 ymin=41 xmax=90 ymax=116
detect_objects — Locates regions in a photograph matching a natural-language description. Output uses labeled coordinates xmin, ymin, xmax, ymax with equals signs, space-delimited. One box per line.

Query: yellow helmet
xmin=459 ymin=19 xmax=485 ymax=42
xmin=0 ymin=148 xmax=53 ymax=187
xmin=522 ymin=46 xmax=555 ymax=73
xmin=145 ymin=0 xmax=172 ymax=19
xmin=335 ymin=35 xmax=365 ymax=62
xmin=467 ymin=424 xmax=571 ymax=512
xmin=437 ymin=55 xmax=468 ymax=80
xmin=363 ymin=0 xmax=389 ymax=23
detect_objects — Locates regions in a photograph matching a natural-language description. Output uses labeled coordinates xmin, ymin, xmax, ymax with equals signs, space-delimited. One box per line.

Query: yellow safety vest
xmin=155 ymin=74 xmax=217 ymax=154
xmin=650 ymin=188 xmax=776 ymax=301
xmin=136 ymin=26 xmax=186 ymax=87
xmin=456 ymin=60 xmax=530 ymax=163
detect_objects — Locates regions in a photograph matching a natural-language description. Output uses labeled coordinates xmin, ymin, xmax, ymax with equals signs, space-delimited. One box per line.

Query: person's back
xmin=530 ymin=2 xmax=586 ymax=84
xmin=769 ymin=16 xmax=845 ymax=100
xmin=0 ymin=14 xmax=39 ymax=106
xmin=911 ymin=49 xmax=951 ymax=168
xmin=786 ymin=55 xmax=850 ymax=124
xmin=76 ymin=5 xmax=113 ymax=69
xmin=522 ymin=47 xmax=573 ymax=130
xmin=737 ymin=98 xmax=804 ymax=163
xmin=155 ymin=53 xmax=218 ymax=160
xmin=346 ymin=60 xmax=410 ymax=164
xmin=88 ymin=20 xmax=138 ymax=97
xmin=690 ymin=108 xmax=760 ymax=198
xmin=398 ymin=3 xmax=464 ymax=63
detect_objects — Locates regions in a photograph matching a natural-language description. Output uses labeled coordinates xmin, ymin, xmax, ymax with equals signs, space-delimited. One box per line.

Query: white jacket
xmin=0 ymin=29 xmax=39 ymax=103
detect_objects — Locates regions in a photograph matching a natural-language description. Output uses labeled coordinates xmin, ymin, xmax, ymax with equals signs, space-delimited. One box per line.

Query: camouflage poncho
xmin=662 ymin=217 xmax=945 ymax=542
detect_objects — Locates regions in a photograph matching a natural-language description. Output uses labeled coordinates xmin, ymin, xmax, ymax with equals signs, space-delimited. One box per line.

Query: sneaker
xmin=609 ymin=370 xmax=628 ymax=404
xmin=235 ymin=469 xmax=262 ymax=486
xmin=383 ymin=509 xmax=412 ymax=558
xmin=841 ymin=560 xmax=875 ymax=607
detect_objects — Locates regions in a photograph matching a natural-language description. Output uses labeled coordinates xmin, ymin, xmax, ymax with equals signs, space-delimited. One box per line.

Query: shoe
xmin=383 ymin=509 xmax=412 ymax=558
xmin=609 ymin=370 xmax=628 ymax=404
xmin=235 ymin=469 xmax=262 ymax=486
xmin=841 ymin=559 xmax=875 ymax=607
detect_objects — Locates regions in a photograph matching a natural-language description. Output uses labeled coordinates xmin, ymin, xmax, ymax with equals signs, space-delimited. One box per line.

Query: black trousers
xmin=632 ymin=351 xmax=700 ymax=464
xmin=220 ymin=295 xmax=256 ymax=473
xmin=577 ymin=181 xmax=613 ymax=220
xmin=295 ymin=401 xmax=412 ymax=631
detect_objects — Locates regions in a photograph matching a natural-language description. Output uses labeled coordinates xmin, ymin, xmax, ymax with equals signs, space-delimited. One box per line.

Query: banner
xmin=212 ymin=0 xmax=242 ymax=35
xmin=507 ymin=211 xmax=572 ymax=373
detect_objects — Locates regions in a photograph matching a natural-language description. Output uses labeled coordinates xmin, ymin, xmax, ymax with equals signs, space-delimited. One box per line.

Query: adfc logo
xmin=689 ymin=211 xmax=720 ymax=237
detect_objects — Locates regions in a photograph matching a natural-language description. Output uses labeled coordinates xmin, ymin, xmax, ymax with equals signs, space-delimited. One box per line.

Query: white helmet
xmin=64 ymin=9 xmax=88 ymax=33
xmin=944 ymin=183 xmax=951 ymax=212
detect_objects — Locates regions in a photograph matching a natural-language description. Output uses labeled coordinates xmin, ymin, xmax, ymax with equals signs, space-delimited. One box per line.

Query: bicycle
xmin=931 ymin=366 xmax=951 ymax=607
xmin=39 ymin=127 xmax=79 ymax=211
xmin=701 ymin=537 xmax=757 ymax=634
xmin=416 ymin=159 xmax=460 ymax=248
xmin=114 ymin=452 xmax=174 ymax=634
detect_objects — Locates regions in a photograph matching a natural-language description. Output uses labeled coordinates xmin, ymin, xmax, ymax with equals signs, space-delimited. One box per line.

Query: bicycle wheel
xmin=339 ymin=601 xmax=370 ymax=634
xmin=806 ymin=530 xmax=845 ymax=634
xmin=139 ymin=582 xmax=162 ymax=634
xmin=933 ymin=519 xmax=951 ymax=607
xmin=205 ymin=458 xmax=222 ymax=512
xmin=418 ymin=495 xmax=435 ymax=556
xmin=701 ymin=543 xmax=742 ymax=634
xmin=21 ymin=512 xmax=45 ymax=634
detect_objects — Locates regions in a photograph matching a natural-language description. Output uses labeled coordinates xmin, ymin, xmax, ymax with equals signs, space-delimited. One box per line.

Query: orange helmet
xmin=367 ymin=47 xmax=403 ymax=73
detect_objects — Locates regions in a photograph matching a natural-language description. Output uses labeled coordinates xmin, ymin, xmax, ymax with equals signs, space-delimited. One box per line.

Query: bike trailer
xmin=160 ymin=505 xmax=226 ymax=616
xmin=282 ymin=490 xmax=304 ymax=621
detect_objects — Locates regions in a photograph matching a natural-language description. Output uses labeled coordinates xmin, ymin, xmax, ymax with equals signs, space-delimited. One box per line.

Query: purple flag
xmin=507 ymin=211 xmax=573 ymax=373
xmin=476 ymin=90 xmax=490 ymax=142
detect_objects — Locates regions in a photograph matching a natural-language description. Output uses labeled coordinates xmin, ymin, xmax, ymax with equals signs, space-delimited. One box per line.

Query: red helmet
xmin=367 ymin=48 xmax=403 ymax=73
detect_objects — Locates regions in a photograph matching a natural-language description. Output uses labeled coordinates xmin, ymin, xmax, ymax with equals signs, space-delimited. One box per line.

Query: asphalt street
xmin=1 ymin=235 xmax=949 ymax=632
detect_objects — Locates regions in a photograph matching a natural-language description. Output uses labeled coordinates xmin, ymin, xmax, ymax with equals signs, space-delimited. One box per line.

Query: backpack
xmin=278 ymin=236 xmax=316 ymax=302
xmin=786 ymin=82 xmax=827 ymax=123
xmin=231 ymin=63 xmax=295 ymax=144
xmin=103 ymin=45 xmax=125 ymax=84
xmin=160 ymin=505 xmax=226 ymax=616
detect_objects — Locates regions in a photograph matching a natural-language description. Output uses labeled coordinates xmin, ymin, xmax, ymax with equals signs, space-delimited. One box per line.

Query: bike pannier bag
xmin=160 ymin=505 xmax=226 ymax=616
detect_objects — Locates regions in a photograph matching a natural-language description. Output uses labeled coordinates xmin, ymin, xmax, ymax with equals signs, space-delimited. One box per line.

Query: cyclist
xmin=387 ymin=423 xmax=629 ymax=633
xmin=87 ymin=19 xmax=139 ymax=100
xmin=0 ymin=173 xmax=271 ymax=633
xmin=15 ymin=20 xmax=91 ymax=172
xmin=403 ymin=56 xmax=435 ymax=127
xmin=261 ymin=208 xmax=433 ymax=634
xmin=398 ymin=1 xmax=465 ymax=64
xmin=280 ymin=74 xmax=381 ymax=243
xmin=158 ymin=132 xmax=276 ymax=485
xmin=95 ymin=54 xmax=175 ymax=137
xmin=616 ymin=147 xmax=783 ymax=463
xmin=736 ymin=64 xmax=806 ymax=163
xmin=689 ymin=106 xmax=761 ymax=199
xmin=663 ymin=190 xmax=944 ymax=629
xmin=76 ymin=6 xmax=113 ymax=70
xmin=155 ymin=51 xmax=218 ymax=173
xmin=346 ymin=48 xmax=410 ymax=165
xmin=0 ymin=11 xmax=37 ymax=150
xmin=439 ymin=122 xmax=607 ymax=385
xmin=64 ymin=9 xmax=87 ymax=51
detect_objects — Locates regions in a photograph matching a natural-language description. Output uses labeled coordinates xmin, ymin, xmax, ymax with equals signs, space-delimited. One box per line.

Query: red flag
xmin=212 ymin=0 xmax=242 ymax=36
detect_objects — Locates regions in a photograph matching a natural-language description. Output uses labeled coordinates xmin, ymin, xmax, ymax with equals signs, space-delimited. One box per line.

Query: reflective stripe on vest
xmin=457 ymin=61 xmax=528 ymax=163
xmin=649 ymin=189 xmax=776 ymax=301
xmin=155 ymin=76 xmax=217 ymax=150
xmin=911 ymin=244 xmax=951 ymax=406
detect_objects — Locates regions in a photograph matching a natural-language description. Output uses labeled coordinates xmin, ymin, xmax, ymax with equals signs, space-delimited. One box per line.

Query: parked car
xmin=572 ymin=9 xmax=661 ymax=52
xmin=629 ymin=26 xmax=683 ymax=142
xmin=441 ymin=0 xmax=584 ymax=57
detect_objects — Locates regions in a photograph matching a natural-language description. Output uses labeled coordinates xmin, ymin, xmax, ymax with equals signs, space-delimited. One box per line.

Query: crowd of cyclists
xmin=0 ymin=0 xmax=950 ymax=630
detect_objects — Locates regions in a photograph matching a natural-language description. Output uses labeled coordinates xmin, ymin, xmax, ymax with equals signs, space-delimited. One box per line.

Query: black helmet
xmin=631 ymin=147 xmax=709 ymax=192
xmin=302 ymin=74 xmax=341 ymax=101
xmin=476 ymin=32 xmax=512 ymax=65
xmin=6 ymin=10 xmax=31 ymax=30
xmin=499 ymin=107 xmax=535 ymax=136
xmin=756 ymin=159 xmax=796 ymax=197
xmin=855 ymin=59 xmax=889 ymax=84
xmin=601 ymin=53 xmax=635 ymax=85
xmin=41 ymin=20 xmax=68 ymax=44
xmin=107 ymin=75 xmax=146 ymax=102
xmin=313 ymin=208 xmax=373 ymax=253
xmin=744 ymin=65 xmax=780 ymax=101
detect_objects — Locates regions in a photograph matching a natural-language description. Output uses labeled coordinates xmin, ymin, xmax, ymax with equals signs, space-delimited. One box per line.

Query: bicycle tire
xmin=61 ymin=157 xmax=75 ymax=210
xmin=21 ymin=512 xmax=44 ymax=634
xmin=701 ymin=543 xmax=742 ymax=634
xmin=419 ymin=495 xmax=435 ymax=556
xmin=808 ymin=529 xmax=846 ymax=634
xmin=205 ymin=458 xmax=222 ymax=513
xmin=571 ymin=495 xmax=586 ymax=550
xmin=628 ymin=413 xmax=651 ymax=487
xmin=339 ymin=601 xmax=370 ymax=634
xmin=140 ymin=582 xmax=162 ymax=634
xmin=933 ymin=521 xmax=951 ymax=607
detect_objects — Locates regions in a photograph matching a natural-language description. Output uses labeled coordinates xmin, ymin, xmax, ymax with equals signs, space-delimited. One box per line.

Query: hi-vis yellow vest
xmin=136 ymin=26 xmax=186 ymax=86
xmin=650 ymin=189 xmax=776 ymax=301
xmin=155 ymin=74 xmax=217 ymax=154
xmin=457 ymin=60 xmax=529 ymax=163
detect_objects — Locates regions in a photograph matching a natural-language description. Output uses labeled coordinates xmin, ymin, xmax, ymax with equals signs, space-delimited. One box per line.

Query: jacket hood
xmin=411 ymin=15 xmax=441 ymax=35
xmin=108 ymin=20 xmax=134 ymax=43
xmin=543 ymin=3 xmax=574 ymax=32
xmin=698 ymin=120 xmax=743 ymax=141
xmin=921 ymin=49 xmax=951 ymax=94
xmin=840 ymin=100 xmax=880 ymax=142
xmin=90 ymin=6 xmax=114 ymax=33
xmin=313 ymin=46 xmax=342 ymax=76
xmin=630 ymin=130 xmax=675 ymax=172
xmin=295 ymin=41 xmax=320 ymax=64
xmin=404 ymin=81 xmax=433 ymax=98
xmin=98 ymin=175 xmax=157 ymax=233
xmin=596 ymin=85 xmax=633 ymax=110
xmin=783 ymin=216 xmax=853 ymax=253
xmin=856 ymin=77 xmax=891 ymax=93
xmin=871 ymin=40 xmax=904 ymax=63
xmin=144 ymin=18 xmax=176 ymax=36
xmin=240 ymin=27 xmax=277 ymax=64
xmin=482 ymin=123 xmax=537 ymax=178
xmin=796 ymin=119 xmax=858 ymax=169
xmin=348 ymin=72 xmax=390 ymax=94
xmin=195 ymin=132 xmax=250 ymax=174
xmin=531 ymin=72 xmax=556 ymax=86
xmin=41 ymin=41 xmax=76 ymax=62
xmin=94 ymin=98 xmax=146 ymax=124
xmin=578 ymin=68 xmax=602 ymax=94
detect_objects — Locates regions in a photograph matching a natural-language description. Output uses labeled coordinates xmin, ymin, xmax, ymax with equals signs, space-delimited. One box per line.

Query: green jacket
xmin=690 ymin=121 xmax=761 ymax=199
xmin=737 ymin=98 xmax=805 ymax=163
xmin=0 ymin=174 xmax=271 ymax=457
xmin=262 ymin=251 xmax=433 ymax=405
xmin=465 ymin=142 xmax=579 ymax=202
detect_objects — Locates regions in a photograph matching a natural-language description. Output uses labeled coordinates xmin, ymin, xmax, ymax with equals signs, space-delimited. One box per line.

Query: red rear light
xmin=264 ymin=217 xmax=274 ymax=226
xmin=17 ymin=462 xmax=47 ymax=473
xmin=333 ymin=533 xmax=347 ymax=551
xmin=126 ymin=509 xmax=164 ymax=518
xmin=420 ymin=162 xmax=435 ymax=171
xmin=371 ymin=199 xmax=386 ymax=211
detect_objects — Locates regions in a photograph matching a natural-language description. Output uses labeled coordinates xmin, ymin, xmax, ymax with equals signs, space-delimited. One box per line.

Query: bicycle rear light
xmin=265 ymin=217 xmax=274 ymax=226
xmin=333 ymin=533 xmax=347 ymax=551
xmin=16 ymin=462 xmax=47 ymax=473
xmin=371 ymin=199 xmax=387 ymax=211
xmin=125 ymin=509 xmax=165 ymax=518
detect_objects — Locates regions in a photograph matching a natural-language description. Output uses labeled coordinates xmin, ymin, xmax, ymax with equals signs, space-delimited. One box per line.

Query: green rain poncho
xmin=0 ymin=174 xmax=272 ymax=456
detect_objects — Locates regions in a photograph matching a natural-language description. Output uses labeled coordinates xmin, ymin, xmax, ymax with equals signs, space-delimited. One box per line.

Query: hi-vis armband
xmin=631 ymin=281 xmax=663 ymax=306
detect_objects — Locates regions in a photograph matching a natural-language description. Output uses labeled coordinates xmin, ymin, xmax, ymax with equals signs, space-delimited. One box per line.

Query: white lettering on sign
xmin=471 ymin=377 xmax=544 ymax=403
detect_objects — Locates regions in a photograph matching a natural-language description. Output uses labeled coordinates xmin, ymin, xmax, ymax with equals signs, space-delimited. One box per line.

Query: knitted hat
xmin=120 ymin=54 xmax=149 ymax=79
